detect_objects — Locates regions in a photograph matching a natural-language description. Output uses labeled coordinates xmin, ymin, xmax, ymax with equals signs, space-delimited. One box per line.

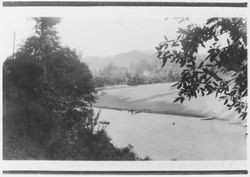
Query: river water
xmin=94 ymin=108 xmax=246 ymax=160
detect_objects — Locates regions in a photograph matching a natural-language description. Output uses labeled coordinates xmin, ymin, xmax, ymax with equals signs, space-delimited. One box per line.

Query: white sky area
xmin=0 ymin=7 xmax=246 ymax=60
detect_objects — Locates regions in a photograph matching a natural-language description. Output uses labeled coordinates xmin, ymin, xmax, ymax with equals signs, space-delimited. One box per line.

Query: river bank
xmin=94 ymin=83 xmax=245 ymax=125
xmin=94 ymin=105 xmax=205 ymax=118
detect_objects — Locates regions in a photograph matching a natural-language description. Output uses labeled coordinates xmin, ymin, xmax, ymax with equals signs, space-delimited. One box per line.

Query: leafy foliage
xmin=156 ymin=18 xmax=247 ymax=119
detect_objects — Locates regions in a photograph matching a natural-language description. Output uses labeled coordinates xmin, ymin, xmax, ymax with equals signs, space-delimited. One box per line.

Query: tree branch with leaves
xmin=156 ymin=17 xmax=247 ymax=120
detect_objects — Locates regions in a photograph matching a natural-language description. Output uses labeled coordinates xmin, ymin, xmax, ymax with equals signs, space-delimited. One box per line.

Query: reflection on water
xmin=94 ymin=108 xmax=246 ymax=160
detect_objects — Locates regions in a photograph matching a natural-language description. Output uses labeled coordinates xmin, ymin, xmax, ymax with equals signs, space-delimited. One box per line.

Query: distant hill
xmin=81 ymin=50 xmax=158 ymax=72
xmin=82 ymin=50 xmax=209 ymax=72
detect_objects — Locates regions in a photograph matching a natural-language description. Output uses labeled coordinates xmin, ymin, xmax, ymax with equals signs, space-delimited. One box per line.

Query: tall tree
xmin=4 ymin=17 xmax=139 ymax=160
xmin=156 ymin=17 xmax=247 ymax=120
xmin=4 ymin=17 xmax=96 ymax=156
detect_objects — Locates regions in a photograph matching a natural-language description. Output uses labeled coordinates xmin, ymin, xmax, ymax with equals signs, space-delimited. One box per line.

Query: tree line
xmin=93 ymin=59 xmax=181 ymax=87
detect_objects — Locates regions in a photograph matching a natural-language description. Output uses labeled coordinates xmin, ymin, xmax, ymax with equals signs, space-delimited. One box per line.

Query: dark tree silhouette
xmin=4 ymin=17 xmax=140 ymax=160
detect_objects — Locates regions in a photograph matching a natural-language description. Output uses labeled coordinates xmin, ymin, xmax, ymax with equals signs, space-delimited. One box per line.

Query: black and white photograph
xmin=0 ymin=0 xmax=248 ymax=175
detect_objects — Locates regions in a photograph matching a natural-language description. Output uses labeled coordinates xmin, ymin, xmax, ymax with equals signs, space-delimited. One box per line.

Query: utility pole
xmin=12 ymin=32 xmax=16 ymax=59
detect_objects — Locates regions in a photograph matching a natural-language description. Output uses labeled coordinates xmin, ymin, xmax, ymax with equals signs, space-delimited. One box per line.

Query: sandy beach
xmin=95 ymin=83 xmax=244 ymax=124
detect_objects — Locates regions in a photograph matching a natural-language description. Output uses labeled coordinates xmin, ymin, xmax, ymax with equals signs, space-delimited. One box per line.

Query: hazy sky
xmin=1 ymin=7 xmax=246 ymax=60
